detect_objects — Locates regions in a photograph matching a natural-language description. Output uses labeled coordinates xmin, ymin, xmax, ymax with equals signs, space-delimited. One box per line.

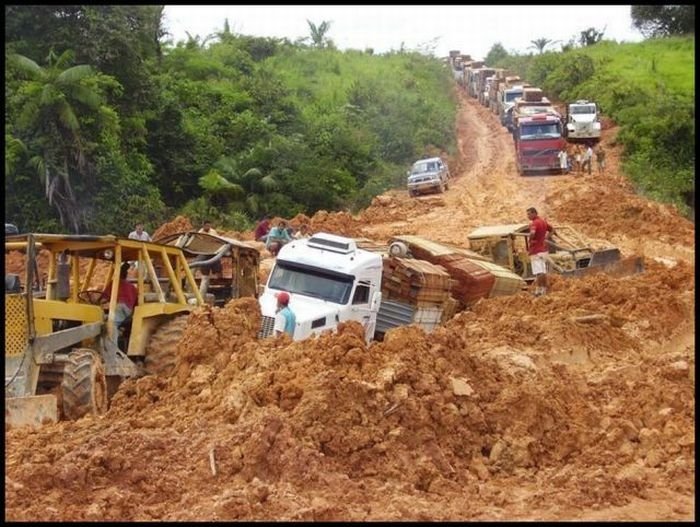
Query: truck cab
xmin=258 ymin=233 xmax=383 ymax=344
xmin=514 ymin=114 xmax=566 ymax=175
xmin=565 ymin=100 xmax=601 ymax=141
xmin=499 ymin=85 xmax=525 ymax=127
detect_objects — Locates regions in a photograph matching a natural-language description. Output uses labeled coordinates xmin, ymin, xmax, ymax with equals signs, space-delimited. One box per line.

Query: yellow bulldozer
xmin=5 ymin=232 xmax=259 ymax=428
xmin=466 ymin=223 xmax=644 ymax=281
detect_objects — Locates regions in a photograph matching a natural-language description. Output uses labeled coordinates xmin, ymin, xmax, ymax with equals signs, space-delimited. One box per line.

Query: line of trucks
xmin=446 ymin=50 xmax=602 ymax=175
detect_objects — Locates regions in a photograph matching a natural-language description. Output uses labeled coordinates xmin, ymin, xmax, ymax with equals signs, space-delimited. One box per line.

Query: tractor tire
xmin=61 ymin=349 xmax=108 ymax=420
xmin=144 ymin=314 xmax=190 ymax=376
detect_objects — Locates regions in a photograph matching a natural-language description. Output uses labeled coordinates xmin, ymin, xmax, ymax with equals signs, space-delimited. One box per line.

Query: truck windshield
xmin=268 ymin=260 xmax=354 ymax=304
xmin=571 ymin=105 xmax=595 ymax=114
xmin=411 ymin=161 xmax=438 ymax=174
xmin=505 ymin=91 xmax=523 ymax=102
xmin=519 ymin=123 xmax=561 ymax=139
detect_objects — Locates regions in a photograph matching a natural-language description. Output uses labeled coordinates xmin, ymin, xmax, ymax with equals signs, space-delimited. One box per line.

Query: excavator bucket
xmin=5 ymin=394 xmax=58 ymax=428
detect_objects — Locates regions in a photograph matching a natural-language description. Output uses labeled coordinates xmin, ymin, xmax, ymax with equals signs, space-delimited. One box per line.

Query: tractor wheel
xmin=61 ymin=349 xmax=108 ymax=420
xmin=144 ymin=314 xmax=190 ymax=376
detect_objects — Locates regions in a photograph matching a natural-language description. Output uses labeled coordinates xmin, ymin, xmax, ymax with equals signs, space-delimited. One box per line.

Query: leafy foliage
xmin=6 ymin=7 xmax=456 ymax=233
xmin=631 ymin=5 xmax=695 ymax=37
xmin=484 ymin=43 xmax=509 ymax=66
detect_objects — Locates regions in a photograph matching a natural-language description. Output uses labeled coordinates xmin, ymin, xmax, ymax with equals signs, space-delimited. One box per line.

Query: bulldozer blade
xmin=589 ymin=248 xmax=622 ymax=267
xmin=5 ymin=394 xmax=58 ymax=429
xmin=565 ymin=255 xmax=644 ymax=279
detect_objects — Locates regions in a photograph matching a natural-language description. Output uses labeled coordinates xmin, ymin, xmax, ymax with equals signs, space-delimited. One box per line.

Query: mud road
xmin=5 ymin=87 xmax=695 ymax=521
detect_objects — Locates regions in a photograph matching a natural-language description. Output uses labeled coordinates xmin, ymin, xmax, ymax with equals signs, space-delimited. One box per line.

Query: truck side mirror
xmin=370 ymin=291 xmax=382 ymax=312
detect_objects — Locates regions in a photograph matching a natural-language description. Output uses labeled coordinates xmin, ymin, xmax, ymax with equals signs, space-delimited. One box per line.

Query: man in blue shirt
xmin=273 ymin=291 xmax=296 ymax=337
xmin=266 ymin=220 xmax=293 ymax=257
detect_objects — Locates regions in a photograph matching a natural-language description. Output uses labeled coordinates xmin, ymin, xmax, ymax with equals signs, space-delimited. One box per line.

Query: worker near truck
xmin=526 ymin=207 xmax=556 ymax=297
xmin=254 ymin=215 xmax=271 ymax=242
xmin=266 ymin=220 xmax=293 ymax=257
xmin=557 ymin=149 xmax=569 ymax=174
xmin=198 ymin=220 xmax=219 ymax=236
xmin=582 ymin=144 xmax=593 ymax=175
xmin=595 ymin=145 xmax=606 ymax=175
xmin=273 ymin=291 xmax=296 ymax=337
xmin=128 ymin=222 xmax=152 ymax=242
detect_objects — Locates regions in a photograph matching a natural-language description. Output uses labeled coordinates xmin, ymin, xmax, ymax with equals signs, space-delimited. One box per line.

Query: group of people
xmin=254 ymin=215 xmax=311 ymax=256
xmin=557 ymin=143 xmax=606 ymax=175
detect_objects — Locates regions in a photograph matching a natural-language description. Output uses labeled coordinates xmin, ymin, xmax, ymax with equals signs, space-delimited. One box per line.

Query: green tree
xmin=9 ymin=50 xmax=107 ymax=232
xmin=484 ymin=42 xmax=509 ymax=65
xmin=529 ymin=38 xmax=557 ymax=54
xmin=631 ymin=5 xmax=695 ymax=37
xmin=201 ymin=157 xmax=280 ymax=217
xmin=579 ymin=27 xmax=605 ymax=47
xmin=306 ymin=19 xmax=332 ymax=48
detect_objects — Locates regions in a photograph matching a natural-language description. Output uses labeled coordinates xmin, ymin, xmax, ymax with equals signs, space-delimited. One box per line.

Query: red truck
xmin=514 ymin=113 xmax=566 ymax=176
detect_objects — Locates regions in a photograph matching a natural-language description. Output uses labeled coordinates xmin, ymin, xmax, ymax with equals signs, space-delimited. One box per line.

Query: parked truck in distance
xmin=565 ymin=100 xmax=601 ymax=142
xmin=514 ymin=113 xmax=566 ymax=175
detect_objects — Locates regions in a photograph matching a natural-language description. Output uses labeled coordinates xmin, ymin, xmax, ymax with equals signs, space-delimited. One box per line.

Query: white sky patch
xmin=163 ymin=5 xmax=644 ymax=59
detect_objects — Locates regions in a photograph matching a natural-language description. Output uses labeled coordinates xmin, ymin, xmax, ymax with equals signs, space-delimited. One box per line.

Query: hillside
xmin=5 ymin=85 xmax=695 ymax=522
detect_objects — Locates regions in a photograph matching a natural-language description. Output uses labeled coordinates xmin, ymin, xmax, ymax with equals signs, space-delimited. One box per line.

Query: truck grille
xmin=258 ymin=315 xmax=275 ymax=339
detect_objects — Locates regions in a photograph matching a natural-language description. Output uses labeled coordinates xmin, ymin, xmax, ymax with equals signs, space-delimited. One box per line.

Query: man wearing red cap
xmin=274 ymin=291 xmax=296 ymax=337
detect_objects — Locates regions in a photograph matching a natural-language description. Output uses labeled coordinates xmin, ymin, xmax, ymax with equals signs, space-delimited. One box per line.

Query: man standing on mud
xmin=273 ymin=291 xmax=296 ymax=337
xmin=595 ymin=145 xmax=606 ymax=175
xmin=526 ymin=207 xmax=555 ymax=297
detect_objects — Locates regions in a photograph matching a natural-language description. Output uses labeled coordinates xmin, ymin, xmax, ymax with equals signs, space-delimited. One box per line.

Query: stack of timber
xmin=389 ymin=235 xmax=525 ymax=305
xmin=381 ymin=257 xmax=453 ymax=306
xmin=376 ymin=256 xmax=456 ymax=335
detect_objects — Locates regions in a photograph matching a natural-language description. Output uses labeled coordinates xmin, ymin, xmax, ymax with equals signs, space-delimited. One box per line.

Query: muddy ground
xmin=5 ymin=88 xmax=695 ymax=521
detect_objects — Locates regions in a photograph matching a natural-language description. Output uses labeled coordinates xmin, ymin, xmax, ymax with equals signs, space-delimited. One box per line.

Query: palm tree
xmin=529 ymin=38 xmax=559 ymax=54
xmin=199 ymin=157 xmax=280 ymax=217
xmin=307 ymin=19 xmax=332 ymax=48
xmin=9 ymin=49 xmax=103 ymax=232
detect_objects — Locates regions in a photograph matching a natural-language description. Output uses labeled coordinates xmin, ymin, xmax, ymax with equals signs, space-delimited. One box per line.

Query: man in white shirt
xmin=557 ymin=149 xmax=568 ymax=174
xmin=198 ymin=220 xmax=219 ymax=236
xmin=128 ymin=222 xmax=152 ymax=242
xmin=582 ymin=144 xmax=593 ymax=175
xmin=127 ymin=222 xmax=151 ymax=273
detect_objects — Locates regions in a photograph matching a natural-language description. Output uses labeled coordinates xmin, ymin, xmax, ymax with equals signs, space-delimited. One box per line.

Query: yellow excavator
xmin=5 ymin=232 xmax=259 ymax=428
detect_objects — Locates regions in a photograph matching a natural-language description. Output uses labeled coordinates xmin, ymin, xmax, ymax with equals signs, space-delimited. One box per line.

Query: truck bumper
xmin=408 ymin=182 xmax=440 ymax=194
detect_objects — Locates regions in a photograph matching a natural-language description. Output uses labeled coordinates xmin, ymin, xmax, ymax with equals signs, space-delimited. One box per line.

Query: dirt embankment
xmin=5 ymin=87 xmax=694 ymax=521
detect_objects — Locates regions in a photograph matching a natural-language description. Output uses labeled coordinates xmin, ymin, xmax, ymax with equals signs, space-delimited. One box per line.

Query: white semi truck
xmin=565 ymin=100 xmax=601 ymax=142
xmin=258 ymin=233 xmax=383 ymax=344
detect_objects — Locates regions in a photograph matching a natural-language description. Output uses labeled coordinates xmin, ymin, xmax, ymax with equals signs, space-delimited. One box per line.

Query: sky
xmin=162 ymin=5 xmax=644 ymax=59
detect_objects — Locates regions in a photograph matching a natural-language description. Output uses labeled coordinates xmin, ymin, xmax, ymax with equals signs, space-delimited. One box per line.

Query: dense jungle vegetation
xmin=5 ymin=7 xmax=694 ymax=235
xmin=5 ymin=6 xmax=457 ymax=234
xmin=491 ymin=36 xmax=695 ymax=216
